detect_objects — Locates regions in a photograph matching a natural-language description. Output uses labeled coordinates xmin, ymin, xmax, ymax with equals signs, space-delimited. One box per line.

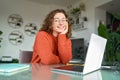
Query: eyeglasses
xmin=53 ymin=18 xmax=68 ymax=23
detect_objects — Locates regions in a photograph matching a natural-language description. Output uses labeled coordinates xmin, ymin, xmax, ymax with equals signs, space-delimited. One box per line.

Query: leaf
xmin=98 ymin=23 xmax=109 ymax=39
xmin=0 ymin=31 xmax=3 ymax=35
xmin=113 ymin=14 xmax=120 ymax=20
xmin=116 ymin=53 xmax=120 ymax=61
xmin=116 ymin=26 xmax=120 ymax=32
xmin=71 ymin=7 xmax=80 ymax=15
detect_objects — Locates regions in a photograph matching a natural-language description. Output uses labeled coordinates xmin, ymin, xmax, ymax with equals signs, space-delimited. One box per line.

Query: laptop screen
xmin=71 ymin=38 xmax=85 ymax=60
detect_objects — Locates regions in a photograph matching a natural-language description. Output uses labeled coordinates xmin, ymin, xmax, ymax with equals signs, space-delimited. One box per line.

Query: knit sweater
xmin=31 ymin=31 xmax=72 ymax=64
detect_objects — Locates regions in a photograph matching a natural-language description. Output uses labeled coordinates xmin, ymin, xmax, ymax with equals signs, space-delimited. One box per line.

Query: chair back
xmin=19 ymin=50 xmax=33 ymax=63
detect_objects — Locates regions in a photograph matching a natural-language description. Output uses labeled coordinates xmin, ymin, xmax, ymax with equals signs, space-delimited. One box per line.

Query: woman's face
xmin=52 ymin=13 xmax=68 ymax=34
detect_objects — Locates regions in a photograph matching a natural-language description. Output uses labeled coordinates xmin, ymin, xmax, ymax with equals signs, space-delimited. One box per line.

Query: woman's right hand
xmin=60 ymin=23 xmax=68 ymax=34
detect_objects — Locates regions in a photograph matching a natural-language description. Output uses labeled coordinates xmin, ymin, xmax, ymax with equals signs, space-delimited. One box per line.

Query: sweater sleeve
xmin=33 ymin=32 xmax=60 ymax=64
xmin=58 ymin=34 xmax=72 ymax=64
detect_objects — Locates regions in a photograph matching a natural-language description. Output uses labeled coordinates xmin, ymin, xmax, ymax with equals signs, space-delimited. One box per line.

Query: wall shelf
xmin=69 ymin=11 xmax=87 ymax=31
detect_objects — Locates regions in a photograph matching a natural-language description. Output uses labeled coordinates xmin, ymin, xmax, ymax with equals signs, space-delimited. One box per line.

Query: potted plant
xmin=70 ymin=7 xmax=81 ymax=16
xmin=0 ymin=31 xmax=2 ymax=34
xmin=98 ymin=14 xmax=120 ymax=66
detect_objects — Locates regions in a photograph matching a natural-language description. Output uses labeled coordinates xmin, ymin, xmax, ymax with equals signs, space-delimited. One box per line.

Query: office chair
xmin=19 ymin=50 xmax=33 ymax=63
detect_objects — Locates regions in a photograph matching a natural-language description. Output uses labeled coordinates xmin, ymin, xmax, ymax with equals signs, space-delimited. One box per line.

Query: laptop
xmin=52 ymin=33 xmax=107 ymax=75
xmin=69 ymin=38 xmax=85 ymax=64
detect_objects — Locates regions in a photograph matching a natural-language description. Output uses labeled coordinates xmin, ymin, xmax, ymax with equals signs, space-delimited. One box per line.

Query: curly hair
xmin=40 ymin=9 xmax=72 ymax=38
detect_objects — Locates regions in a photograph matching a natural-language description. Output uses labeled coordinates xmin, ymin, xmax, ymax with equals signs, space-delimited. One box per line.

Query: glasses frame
xmin=53 ymin=18 xmax=68 ymax=23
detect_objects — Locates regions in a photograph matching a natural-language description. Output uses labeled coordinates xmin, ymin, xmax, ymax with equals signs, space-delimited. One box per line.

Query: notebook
xmin=52 ymin=33 xmax=107 ymax=75
xmin=0 ymin=64 xmax=30 ymax=76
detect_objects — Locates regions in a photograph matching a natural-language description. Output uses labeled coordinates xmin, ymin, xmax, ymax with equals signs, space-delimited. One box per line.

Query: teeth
xmin=57 ymin=26 xmax=64 ymax=28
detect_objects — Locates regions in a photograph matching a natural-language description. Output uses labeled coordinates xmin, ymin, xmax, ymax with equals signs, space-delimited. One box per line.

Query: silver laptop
xmin=52 ymin=33 xmax=107 ymax=75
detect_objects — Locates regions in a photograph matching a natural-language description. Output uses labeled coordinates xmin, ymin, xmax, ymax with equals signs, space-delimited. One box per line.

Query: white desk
xmin=0 ymin=64 xmax=120 ymax=80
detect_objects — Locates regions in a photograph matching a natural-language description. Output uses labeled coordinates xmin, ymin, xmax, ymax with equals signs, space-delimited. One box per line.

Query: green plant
xmin=0 ymin=31 xmax=3 ymax=47
xmin=70 ymin=7 xmax=81 ymax=15
xmin=12 ymin=58 xmax=19 ymax=63
xmin=0 ymin=31 xmax=3 ymax=35
xmin=98 ymin=14 xmax=120 ymax=65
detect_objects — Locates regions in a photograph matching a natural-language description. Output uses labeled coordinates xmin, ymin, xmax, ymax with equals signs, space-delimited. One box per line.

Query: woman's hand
xmin=60 ymin=24 xmax=68 ymax=34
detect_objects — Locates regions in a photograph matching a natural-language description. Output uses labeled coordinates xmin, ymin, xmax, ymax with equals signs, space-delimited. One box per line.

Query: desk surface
xmin=0 ymin=64 xmax=120 ymax=80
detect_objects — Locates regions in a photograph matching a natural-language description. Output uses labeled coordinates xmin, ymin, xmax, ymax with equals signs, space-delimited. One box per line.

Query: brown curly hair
xmin=40 ymin=9 xmax=72 ymax=38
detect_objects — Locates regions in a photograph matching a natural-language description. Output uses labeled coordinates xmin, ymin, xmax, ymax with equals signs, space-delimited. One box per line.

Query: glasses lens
xmin=53 ymin=18 xmax=68 ymax=23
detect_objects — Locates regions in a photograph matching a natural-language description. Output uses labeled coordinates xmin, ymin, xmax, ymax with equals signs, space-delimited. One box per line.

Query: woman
xmin=31 ymin=9 xmax=72 ymax=64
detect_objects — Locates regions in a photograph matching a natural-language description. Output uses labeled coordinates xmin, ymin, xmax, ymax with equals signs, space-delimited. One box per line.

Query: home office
xmin=0 ymin=0 xmax=120 ymax=79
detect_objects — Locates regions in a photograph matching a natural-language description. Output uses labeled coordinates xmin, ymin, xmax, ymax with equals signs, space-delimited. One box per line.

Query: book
xmin=0 ymin=63 xmax=30 ymax=76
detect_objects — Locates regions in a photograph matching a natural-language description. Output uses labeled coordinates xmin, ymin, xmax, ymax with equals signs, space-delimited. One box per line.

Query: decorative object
xmin=71 ymin=15 xmax=87 ymax=31
xmin=8 ymin=31 xmax=24 ymax=45
xmin=69 ymin=4 xmax=87 ymax=31
xmin=98 ymin=14 xmax=120 ymax=66
xmin=79 ymin=2 xmax=86 ymax=11
xmin=0 ymin=30 xmax=3 ymax=47
xmin=24 ymin=23 xmax=38 ymax=36
xmin=8 ymin=14 xmax=23 ymax=29
xmin=1 ymin=56 xmax=12 ymax=62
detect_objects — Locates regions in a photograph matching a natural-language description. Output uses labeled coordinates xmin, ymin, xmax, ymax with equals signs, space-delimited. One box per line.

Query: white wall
xmin=0 ymin=0 xmax=66 ymax=59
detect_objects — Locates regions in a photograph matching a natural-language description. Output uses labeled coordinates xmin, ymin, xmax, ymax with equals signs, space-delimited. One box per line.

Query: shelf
xmin=72 ymin=24 xmax=87 ymax=31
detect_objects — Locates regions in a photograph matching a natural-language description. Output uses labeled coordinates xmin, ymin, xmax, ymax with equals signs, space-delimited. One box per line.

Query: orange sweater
xmin=31 ymin=31 xmax=72 ymax=64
